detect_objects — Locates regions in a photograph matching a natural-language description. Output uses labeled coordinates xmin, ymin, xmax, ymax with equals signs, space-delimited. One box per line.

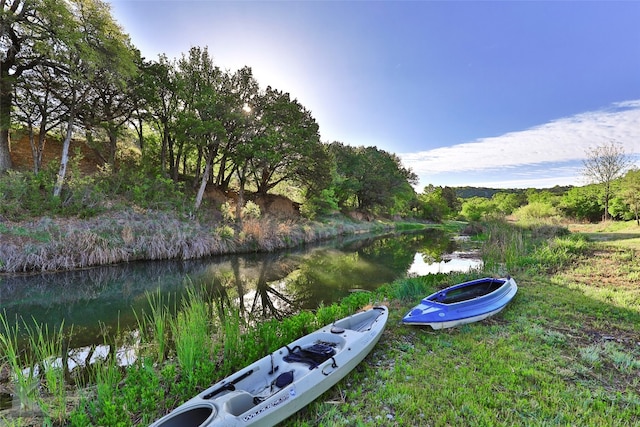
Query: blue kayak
xmin=402 ymin=277 xmax=517 ymax=329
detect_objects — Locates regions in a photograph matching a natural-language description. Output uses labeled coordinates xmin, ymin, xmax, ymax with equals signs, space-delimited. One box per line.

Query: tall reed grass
xmin=24 ymin=321 xmax=69 ymax=424
xmin=480 ymin=220 xmax=526 ymax=274
xmin=135 ymin=289 xmax=170 ymax=364
xmin=478 ymin=219 xmax=582 ymax=275
xmin=0 ymin=314 xmax=39 ymax=411
xmin=169 ymin=287 xmax=213 ymax=383
xmin=0 ymin=314 xmax=70 ymax=424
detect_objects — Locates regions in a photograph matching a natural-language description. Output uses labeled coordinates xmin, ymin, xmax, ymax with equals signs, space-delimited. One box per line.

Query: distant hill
xmin=453 ymin=185 xmax=573 ymax=199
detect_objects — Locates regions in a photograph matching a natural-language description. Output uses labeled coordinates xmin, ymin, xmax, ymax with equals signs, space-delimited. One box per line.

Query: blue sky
xmin=107 ymin=0 xmax=640 ymax=190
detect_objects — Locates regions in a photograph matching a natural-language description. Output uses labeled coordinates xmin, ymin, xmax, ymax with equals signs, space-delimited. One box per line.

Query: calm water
xmin=0 ymin=229 xmax=481 ymax=348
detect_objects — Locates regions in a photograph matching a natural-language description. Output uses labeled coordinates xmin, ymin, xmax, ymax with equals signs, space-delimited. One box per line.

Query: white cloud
xmin=401 ymin=100 xmax=640 ymax=189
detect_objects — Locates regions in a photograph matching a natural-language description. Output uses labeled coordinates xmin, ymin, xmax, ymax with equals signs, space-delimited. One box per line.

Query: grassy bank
xmin=0 ymin=211 xmax=397 ymax=273
xmin=1 ymin=219 xmax=639 ymax=426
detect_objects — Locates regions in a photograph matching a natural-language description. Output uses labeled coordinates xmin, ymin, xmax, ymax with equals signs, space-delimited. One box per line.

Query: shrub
xmin=242 ymin=200 xmax=261 ymax=219
xmin=220 ymin=201 xmax=235 ymax=222
xmin=513 ymin=201 xmax=559 ymax=220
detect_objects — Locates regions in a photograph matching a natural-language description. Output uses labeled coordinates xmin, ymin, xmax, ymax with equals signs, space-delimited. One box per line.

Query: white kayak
xmin=149 ymin=305 xmax=389 ymax=427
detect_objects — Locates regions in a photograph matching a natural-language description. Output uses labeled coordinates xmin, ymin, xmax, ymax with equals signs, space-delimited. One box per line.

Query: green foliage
xmin=0 ymin=164 xmax=95 ymax=219
xmin=219 ymin=200 xmax=261 ymax=221
xmin=525 ymin=189 xmax=558 ymax=204
xmin=135 ymin=290 xmax=170 ymax=364
xmin=460 ymin=197 xmax=495 ymax=221
xmin=121 ymin=361 xmax=165 ymax=426
xmin=416 ymin=186 xmax=452 ymax=221
xmin=512 ymin=201 xmax=559 ymax=221
xmin=242 ymin=200 xmax=261 ymax=219
xmin=249 ymin=87 xmax=328 ymax=196
xmin=619 ymin=168 xmax=640 ymax=224
xmin=480 ymin=220 xmax=527 ymax=274
xmin=492 ymin=191 xmax=524 ymax=215
xmin=393 ymin=273 xmax=450 ymax=301
xmin=300 ymin=187 xmax=339 ymax=219
xmin=519 ymin=233 xmax=589 ymax=273
xmin=328 ymin=142 xmax=417 ymax=214
xmin=25 ymin=320 xmax=69 ymax=423
xmin=0 ymin=154 xmax=192 ymax=220
xmin=608 ymin=195 xmax=634 ymax=221
xmin=169 ymin=287 xmax=213 ymax=383
xmin=559 ymin=185 xmax=603 ymax=222
xmin=477 ymin=219 xmax=582 ymax=275
xmin=0 ymin=314 xmax=40 ymax=411
xmin=74 ymin=359 xmax=165 ymax=426
xmin=0 ymin=170 xmax=47 ymax=219
xmin=95 ymin=159 xmax=188 ymax=212
xmin=215 ymin=224 xmax=236 ymax=240
xmin=220 ymin=201 xmax=235 ymax=222
xmin=91 ymin=359 xmax=129 ymax=427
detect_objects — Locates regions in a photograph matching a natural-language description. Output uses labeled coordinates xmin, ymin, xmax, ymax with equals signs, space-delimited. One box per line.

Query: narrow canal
xmin=0 ymin=228 xmax=482 ymax=349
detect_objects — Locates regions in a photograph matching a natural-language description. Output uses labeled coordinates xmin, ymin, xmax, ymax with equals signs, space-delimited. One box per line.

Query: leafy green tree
xmin=620 ymin=168 xmax=640 ymax=225
xmin=360 ymin=147 xmax=417 ymax=213
xmin=175 ymin=46 xmax=226 ymax=183
xmin=416 ymin=186 xmax=451 ymax=222
xmin=441 ymin=186 xmax=461 ymax=214
xmin=173 ymin=46 xmax=236 ymax=213
xmin=582 ymin=141 xmax=632 ymax=221
xmin=126 ymin=56 xmax=163 ymax=155
xmin=1 ymin=0 xmax=56 ymax=172
xmin=13 ymin=64 xmax=65 ymax=173
xmin=82 ymin=48 xmax=139 ymax=167
xmin=559 ymin=184 xmax=603 ymax=222
xmin=141 ymin=55 xmax=180 ymax=172
xmin=492 ymin=192 xmax=523 ymax=215
xmin=328 ymin=142 xmax=416 ymax=214
xmin=294 ymin=141 xmax=333 ymax=215
xmin=460 ymin=197 xmax=494 ymax=221
xmin=216 ymin=66 xmax=260 ymax=192
xmin=607 ymin=195 xmax=632 ymax=221
xmin=388 ymin=182 xmax=416 ymax=217
xmin=525 ymin=189 xmax=556 ymax=205
xmin=249 ymin=87 xmax=324 ymax=195
xmin=327 ymin=142 xmax=362 ymax=209
xmin=51 ymin=0 xmax=136 ymax=197
xmin=224 ymin=67 xmax=261 ymax=223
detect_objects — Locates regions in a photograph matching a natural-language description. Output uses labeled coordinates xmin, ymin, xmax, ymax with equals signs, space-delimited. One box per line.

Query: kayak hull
xmin=402 ymin=277 xmax=517 ymax=329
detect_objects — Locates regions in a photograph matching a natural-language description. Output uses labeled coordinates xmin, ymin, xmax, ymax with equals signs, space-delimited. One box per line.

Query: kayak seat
xmin=224 ymin=391 xmax=256 ymax=416
xmin=283 ymin=343 xmax=336 ymax=370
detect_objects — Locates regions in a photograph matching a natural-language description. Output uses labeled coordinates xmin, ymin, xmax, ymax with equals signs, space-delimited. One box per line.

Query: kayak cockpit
xmin=427 ymin=278 xmax=507 ymax=304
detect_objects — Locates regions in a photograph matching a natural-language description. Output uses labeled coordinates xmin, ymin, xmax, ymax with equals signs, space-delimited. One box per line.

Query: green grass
xmin=283 ymin=272 xmax=640 ymax=426
xmin=569 ymin=221 xmax=640 ymax=251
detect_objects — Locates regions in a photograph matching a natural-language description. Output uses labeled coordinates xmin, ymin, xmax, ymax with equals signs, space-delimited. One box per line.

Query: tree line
xmin=436 ymin=168 xmax=639 ymax=226
xmin=1 ymin=1 xmax=637 ymax=223
xmin=1 ymin=0 xmax=416 ymax=219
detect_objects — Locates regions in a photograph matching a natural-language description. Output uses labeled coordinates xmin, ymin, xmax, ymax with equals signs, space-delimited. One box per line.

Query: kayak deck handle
xmin=321 ymin=357 xmax=338 ymax=376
